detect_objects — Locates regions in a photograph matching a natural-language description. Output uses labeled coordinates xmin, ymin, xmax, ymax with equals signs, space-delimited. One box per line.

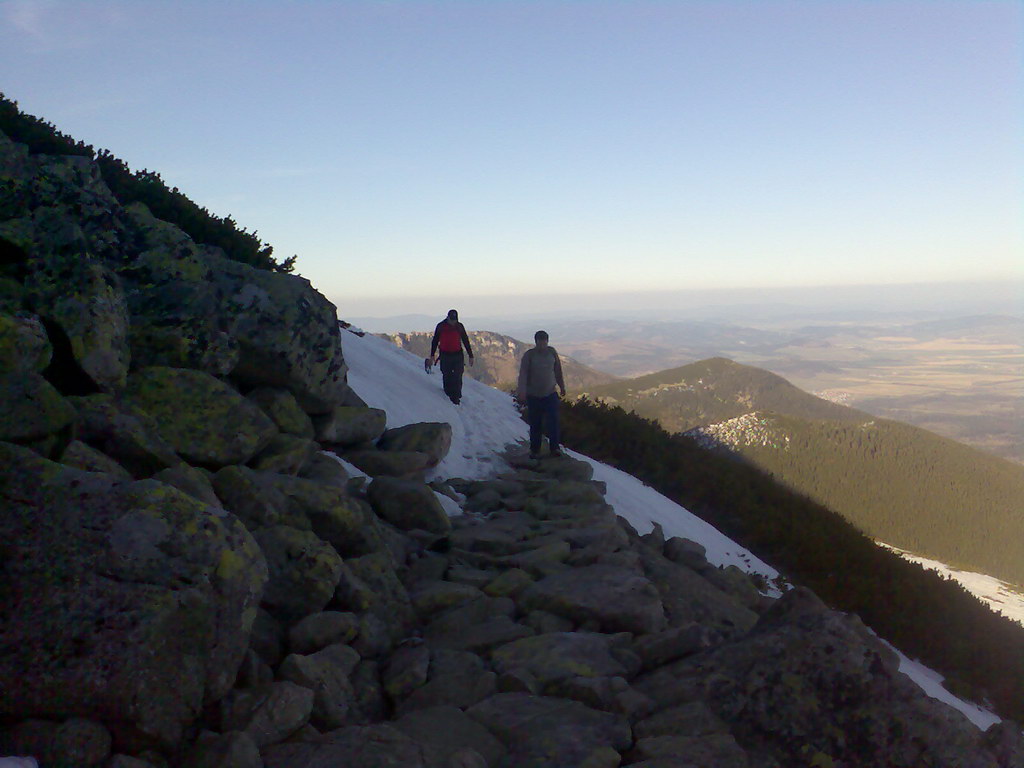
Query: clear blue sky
xmin=2 ymin=1 xmax=1021 ymax=315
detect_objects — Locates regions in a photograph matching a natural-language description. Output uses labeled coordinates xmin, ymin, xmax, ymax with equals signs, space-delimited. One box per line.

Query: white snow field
xmin=341 ymin=326 xmax=1002 ymax=729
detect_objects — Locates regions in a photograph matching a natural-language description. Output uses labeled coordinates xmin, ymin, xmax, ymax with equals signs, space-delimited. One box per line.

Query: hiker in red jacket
xmin=428 ymin=309 xmax=475 ymax=405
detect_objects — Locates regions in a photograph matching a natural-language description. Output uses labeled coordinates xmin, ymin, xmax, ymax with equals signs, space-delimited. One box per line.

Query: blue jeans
xmin=527 ymin=393 xmax=560 ymax=453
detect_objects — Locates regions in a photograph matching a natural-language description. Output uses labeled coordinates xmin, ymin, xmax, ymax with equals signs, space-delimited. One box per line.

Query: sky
xmin=1 ymin=1 xmax=1021 ymax=316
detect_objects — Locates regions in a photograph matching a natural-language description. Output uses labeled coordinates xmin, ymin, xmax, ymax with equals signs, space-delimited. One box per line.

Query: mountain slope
xmin=586 ymin=357 xmax=1024 ymax=586
xmin=382 ymin=330 xmax=619 ymax=392
xmin=584 ymin=356 xmax=870 ymax=432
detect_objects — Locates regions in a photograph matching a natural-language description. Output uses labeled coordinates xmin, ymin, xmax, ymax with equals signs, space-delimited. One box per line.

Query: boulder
xmin=254 ymin=526 xmax=343 ymax=622
xmin=247 ymin=387 xmax=315 ymax=439
xmin=182 ymin=730 xmax=262 ymax=768
xmin=467 ymin=693 xmax=632 ymax=768
xmin=265 ymin=474 xmax=384 ymax=556
xmin=278 ymin=643 xmax=361 ymax=730
xmin=24 ymin=256 xmax=130 ymax=391
xmin=298 ymin=451 xmax=351 ymax=489
xmin=248 ymin=433 xmax=318 ymax=475
xmin=396 ymin=649 xmax=498 ymax=716
xmin=69 ymin=394 xmax=181 ymax=477
xmin=377 ymin=422 xmax=452 ymax=466
xmin=0 ymin=443 xmax=267 ymax=747
xmin=59 ymin=439 xmax=132 ymax=480
xmin=627 ymin=733 xmax=749 ymax=767
xmin=218 ymin=681 xmax=313 ymax=749
xmin=341 ymin=552 xmax=415 ymax=641
xmin=0 ymin=313 xmax=50 ymax=373
xmin=0 ymin=371 xmax=75 ymax=445
xmin=408 ymin=581 xmax=484 ymax=620
xmin=520 ymin=564 xmax=667 ymax=635
xmin=288 ymin=611 xmax=360 ymax=655
xmin=314 ymin=406 xmax=387 ymax=446
xmin=490 ymin=632 xmax=635 ymax=689
xmin=212 ymin=465 xmax=290 ymax=531
xmin=382 ymin=644 xmax=432 ymax=702
xmin=367 ymin=476 xmax=452 ymax=535
xmin=262 ymin=724 xmax=426 ymax=768
xmin=343 ymin=449 xmax=432 ymax=478
xmin=392 ymin=705 xmax=507 ymax=768
xmin=125 ymin=367 xmax=277 ymax=467
xmin=1 ymin=718 xmax=111 ymax=768
xmin=151 ymin=464 xmax=221 ymax=508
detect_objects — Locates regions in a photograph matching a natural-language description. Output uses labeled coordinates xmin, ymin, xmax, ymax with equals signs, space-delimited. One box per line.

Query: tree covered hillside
xmin=692 ymin=411 xmax=1024 ymax=585
xmin=585 ymin=356 xmax=869 ymax=433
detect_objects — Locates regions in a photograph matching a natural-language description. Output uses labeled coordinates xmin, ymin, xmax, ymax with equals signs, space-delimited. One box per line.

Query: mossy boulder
xmin=0 ymin=313 xmax=51 ymax=373
xmin=24 ymin=256 xmax=130 ymax=391
xmin=60 ymin=439 xmax=133 ymax=480
xmin=212 ymin=465 xmax=292 ymax=532
xmin=377 ymin=422 xmax=452 ymax=466
xmin=70 ymin=393 xmax=181 ymax=477
xmin=367 ymin=476 xmax=452 ymax=535
xmin=151 ymin=464 xmax=221 ymax=508
xmin=125 ymin=366 xmax=277 ymax=468
xmin=248 ymin=433 xmax=318 ymax=475
xmin=247 ymin=387 xmax=315 ymax=439
xmin=0 ymin=371 xmax=76 ymax=444
xmin=344 ymin=449 xmax=432 ymax=478
xmin=254 ymin=525 xmax=344 ymax=622
xmin=265 ymin=473 xmax=385 ymax=556
xmin=0 ymin=442 xmax=268 ymax=747
xmin=313 ymin=406 xmax=387 ymax=446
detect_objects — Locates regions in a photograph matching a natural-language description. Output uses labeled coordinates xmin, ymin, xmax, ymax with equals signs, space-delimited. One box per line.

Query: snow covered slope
xmin=339 ymin=326 xmax=1002 ymax=730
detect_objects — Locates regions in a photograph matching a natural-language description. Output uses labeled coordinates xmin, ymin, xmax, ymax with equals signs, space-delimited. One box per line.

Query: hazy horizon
xmin=341 ymin=278 xmax=1024 ymax=330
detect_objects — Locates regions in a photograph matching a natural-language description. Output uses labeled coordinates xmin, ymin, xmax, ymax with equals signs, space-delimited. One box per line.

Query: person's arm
xmin=553 ymin=350 xmax=566 ymax=396
xmin=517 ymin=351 xmax=530 ymax=402
xmin=459 ymin=324 xmax=474 ymax=362
xmin=429 ymin=322 xmax=442 ymax=359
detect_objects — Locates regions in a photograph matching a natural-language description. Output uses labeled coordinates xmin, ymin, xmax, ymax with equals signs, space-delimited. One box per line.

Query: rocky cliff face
xmin=1 ymin=130 xmax=1022 ymax=768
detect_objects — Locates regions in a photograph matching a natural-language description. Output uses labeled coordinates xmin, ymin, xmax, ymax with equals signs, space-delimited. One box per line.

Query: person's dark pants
xmin=527 ymin=392 xmax=560 ymax=454
xmin=439 ymin=351 xmax=465 ymax=403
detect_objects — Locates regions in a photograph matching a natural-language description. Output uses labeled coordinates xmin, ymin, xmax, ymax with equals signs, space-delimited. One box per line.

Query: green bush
xmin=0 ymin=93 xmax=295 ymax=273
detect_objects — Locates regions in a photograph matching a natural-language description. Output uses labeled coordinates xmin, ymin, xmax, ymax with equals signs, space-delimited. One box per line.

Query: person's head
xmin=446 ymin=309 xmax=459 ymax=324
xmin=534 ymin=330 xmax=549 ymax=349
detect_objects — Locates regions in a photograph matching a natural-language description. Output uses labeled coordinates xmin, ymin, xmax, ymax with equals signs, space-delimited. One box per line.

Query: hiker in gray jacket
xmin=517 ymin=330 xmax=566 ymax=459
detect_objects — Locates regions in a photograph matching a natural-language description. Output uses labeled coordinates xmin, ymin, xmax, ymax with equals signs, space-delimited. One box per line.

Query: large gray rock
xmin=377 ymin=422 xmax=452 ymax=466
xmin=340 ymin=552 xmax=415 ymax=642
xmin=218 ymin=681 xmax=313 ymax=749
xmin=288 ymin=611 xmax=360 ymax=655
xmin=367 ymin=476 xmax=452 ymax=535
xmin=213 ymin=465 xmax=291 ymax=531
xmin=490 ymin=632 xmax=636 ymax=689
xmin=278 ymin=643 xmax=361 ymax=730
xmin=392 ymin=705 xmax=507 ymax=768
xmin=70 ymin=393 xmax=181 ymax=477
xmin=265 ymin=474 xmax=384 ymax=556
xmin=151 ymin=464 xmax=221 ymax=508
xmin=262 ymin=724 xmax=427 ymax=768
xmin=182 ymin=730 xmax=262 ymax=768
xmin=247 ymin=386 xmax=315 ymax=439
xmin=519 ymin=564 xmax=667 ymax=635
xmin=59 ymin=439 xmax=133 ymax=480
xmin=397 ymin=649 xmax=498 ymax=715
xmin=125 ymin=367 xmax=277 ymax=468
xmin=467 ymin=693 xmax=632 ymax=768
xmin=248 ymin=433 xmax=318 ymax=475
xmin=638 ymin=588 xmax=1004 ymax=767
xmin=0 ymin=313 xmax=50 ymax=373
xmin=0 ymin=371 xmax=75 ymax=444
xmin=314 ymin=406 xmax=387 ymax=446
xmin=344 ymin=449 xmax=432 ymax=478
xmin=254 ymin=525 xmax=343 ymax=622
xmin=0 ymin=442 xmax=267 ymax=747
xmin=24 ymin=255 xmax=130 ymax=391
xmin=1 ymin=717 xmax=112 ymax=768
